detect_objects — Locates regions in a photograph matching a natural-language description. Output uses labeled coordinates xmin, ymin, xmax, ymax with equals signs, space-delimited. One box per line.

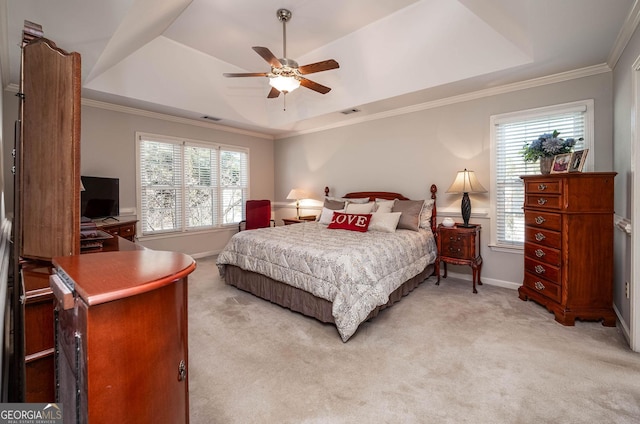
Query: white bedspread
xmin=217 ymin=222 xmax=437 ymax=341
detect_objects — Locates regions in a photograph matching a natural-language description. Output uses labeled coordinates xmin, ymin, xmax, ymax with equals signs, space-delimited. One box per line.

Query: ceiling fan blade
xmin=300 ymin=77 xmax=331 ymax=94
xmin=298 ymin=59 xmax=339 ymax=75
xmin=267 ymin=87 xmax=281 ymax=98
xmin=223 ymin=72 xmax=269 ymax=77
xmin=252 ymin=46 xmax=283 ymax=68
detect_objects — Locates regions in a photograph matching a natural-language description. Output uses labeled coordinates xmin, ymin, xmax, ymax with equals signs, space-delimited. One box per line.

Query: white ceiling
xmin=1 ymin=0 xmax=636 ymax=137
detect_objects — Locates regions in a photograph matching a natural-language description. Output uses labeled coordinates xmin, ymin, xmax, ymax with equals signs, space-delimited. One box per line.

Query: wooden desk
xmin=93 ymin=217 xmax=138 ymax=241
xmin=20 ymin=236 xmax=144 ymax=402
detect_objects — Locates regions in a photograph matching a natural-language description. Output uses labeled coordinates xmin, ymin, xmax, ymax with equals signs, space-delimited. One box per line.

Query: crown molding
xmin=276 ymin=63 xmax=611 ymax=139
xmin=607 ymin=0 xmax=640 ymax=68
xmin=3 ymin=83 xmax=273 ymax=140
xmin=80 ymin=98 xmax=274 ymax=140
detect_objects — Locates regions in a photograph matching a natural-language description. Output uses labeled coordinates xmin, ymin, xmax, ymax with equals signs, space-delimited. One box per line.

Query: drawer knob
xmin=538 ymin=184 xmax=547 ymax=191
xmin=535 ymin=216 xmax=546 ymax=225
xmin=534 ymin=265 xmax=545 ymax=274
xmin=535 ymin=232 xmax=546 ymax=242
xmin=535 ymin=249 xmax=545 ymax=258
xmin=537 ymin=198 xmax=548 ymax=205
xmin=534 ymin=281 xmax=545 ymax=290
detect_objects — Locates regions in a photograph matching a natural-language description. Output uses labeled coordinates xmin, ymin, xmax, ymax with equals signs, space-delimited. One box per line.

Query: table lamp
xmin=446 ymin=169 xmax=487 ymax=227
xmin=287 ymin=188 xmax=310 ymax=219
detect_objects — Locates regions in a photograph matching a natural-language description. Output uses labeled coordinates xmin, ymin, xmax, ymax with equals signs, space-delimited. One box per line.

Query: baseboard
xmin=613 ymin=302 xmax=631 ymax=346
xmin=191 ymin=250 xmax=221 ymax=259
xmin=444 ymin=270 xmax=520 ymax=291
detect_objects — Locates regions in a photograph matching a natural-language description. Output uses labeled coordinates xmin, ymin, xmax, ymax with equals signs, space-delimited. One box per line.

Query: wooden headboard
xmin=323 ymin=185 xmax=438 ymax=233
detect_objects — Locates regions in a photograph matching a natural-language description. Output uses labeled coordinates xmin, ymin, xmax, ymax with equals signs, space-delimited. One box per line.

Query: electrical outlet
xmin=625 ymin=281 xmax=630 ymax=299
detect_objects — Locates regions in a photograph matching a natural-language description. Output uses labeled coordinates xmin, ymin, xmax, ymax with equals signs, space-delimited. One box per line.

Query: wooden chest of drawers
xmin=518 ymin=172 xmax=616 ymax=326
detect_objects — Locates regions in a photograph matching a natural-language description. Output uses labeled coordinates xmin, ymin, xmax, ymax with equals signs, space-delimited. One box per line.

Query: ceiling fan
xmin=223 ymin=8 xmax=339 ymax=99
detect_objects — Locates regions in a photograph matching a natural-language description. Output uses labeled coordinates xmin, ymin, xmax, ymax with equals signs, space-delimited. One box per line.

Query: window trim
xmin=135 ymin=131 xmax=250 ymax=238
xmin=489 ymin=100 xmax=594 ymax=252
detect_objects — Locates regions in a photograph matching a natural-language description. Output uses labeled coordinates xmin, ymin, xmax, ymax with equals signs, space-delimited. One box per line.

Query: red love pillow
xmin=327 ymin=212 xmax=372 ymax=232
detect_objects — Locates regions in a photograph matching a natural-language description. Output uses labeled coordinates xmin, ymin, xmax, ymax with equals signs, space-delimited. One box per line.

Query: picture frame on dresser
xmin=569 ymin=149 xmax=589 ymax=172
xmin=550 ymin=153 xmax=571 ymax=173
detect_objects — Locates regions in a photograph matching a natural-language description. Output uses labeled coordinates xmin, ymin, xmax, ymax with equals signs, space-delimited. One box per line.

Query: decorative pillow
xmin=375 ymin=198 xmax=396 ymax=214
xmin=318 ymin=207 xmax=344 ymax=225
xmin=327 ymin=212 xmax=372 ymax=232
xmin=392 ymin=200 xmax=425 ymax=231
xmin=323 ymin=198 xmax=345 ymax=210
xmin=368 ymin=212 xmax=402 ymax=233
xmin=345 ymin=201 xmax=375 ymax=214
xmin=419 ymin=199 xmax=435 ymax=229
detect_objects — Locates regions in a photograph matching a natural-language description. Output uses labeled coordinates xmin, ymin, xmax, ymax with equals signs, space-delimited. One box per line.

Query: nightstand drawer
xmin=525 ymin=226 xmax=561 ymax=249
xmin=524 ymin=243 xmax=560 ymax=266
xmin=524 ymin=257 xmax=561 ymax=283
xmin=523 ymin=272 xmax=561 ymax=303
xmin=524 ymin=211 xmax=561 ymax=231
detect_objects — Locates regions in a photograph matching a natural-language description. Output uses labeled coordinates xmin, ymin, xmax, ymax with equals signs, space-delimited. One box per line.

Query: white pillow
xmin=345 ymin=201 xmax=375 ymax=214
xmin=419 ymin=199 xmax=435 ymax=229
xmin=375 ymin=198 xmax=396 ymax=214
xmin=368 ymin=212 xmax=402 ymax=233
xmin=318 ymin=207 xmax=344 ymax=225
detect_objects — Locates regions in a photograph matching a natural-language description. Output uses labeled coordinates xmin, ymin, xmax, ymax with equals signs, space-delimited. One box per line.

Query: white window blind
xmin=137 ymin=133 xmax=249 ymax=236
xmin=493 ymin=103 xmax=589 ymax=247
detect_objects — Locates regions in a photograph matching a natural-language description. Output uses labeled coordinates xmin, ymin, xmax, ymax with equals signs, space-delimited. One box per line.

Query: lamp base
xmin=461 ymin=192 xmax=471 ymax=227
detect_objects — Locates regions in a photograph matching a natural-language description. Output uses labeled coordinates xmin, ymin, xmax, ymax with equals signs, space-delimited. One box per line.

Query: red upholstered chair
xmin=239 ymin=200 xmax=275 ymax=231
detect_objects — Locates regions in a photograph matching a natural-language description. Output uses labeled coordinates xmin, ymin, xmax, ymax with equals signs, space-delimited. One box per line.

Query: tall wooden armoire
xmin=12 ymin=26 xmax=81 ymax=402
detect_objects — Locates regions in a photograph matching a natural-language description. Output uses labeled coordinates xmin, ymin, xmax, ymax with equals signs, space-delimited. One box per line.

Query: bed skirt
xmin=225 ymin=264 xmax=435 ymax=325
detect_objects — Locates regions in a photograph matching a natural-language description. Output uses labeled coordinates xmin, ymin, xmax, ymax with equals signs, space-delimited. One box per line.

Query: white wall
xmin=274 ymin=72 xmax=614 ymax=288
xmin=612 ymin=25 xmax=640 ymax=333
xmin=2 ymin=94 xmax=276 ymax=257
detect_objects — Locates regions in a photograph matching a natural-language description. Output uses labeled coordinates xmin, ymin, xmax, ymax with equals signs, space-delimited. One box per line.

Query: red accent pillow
xmin=327 ymin=212 xmax=372 ymax=232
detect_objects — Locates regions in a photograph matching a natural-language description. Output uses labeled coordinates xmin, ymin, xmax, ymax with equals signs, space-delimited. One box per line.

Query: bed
xmin=216 ymin=185 xmax=438 ymax=341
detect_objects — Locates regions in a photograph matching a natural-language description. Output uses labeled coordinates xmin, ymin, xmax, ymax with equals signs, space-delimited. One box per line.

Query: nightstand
xmin=282 ymin=215 xmax=317 ymax=225
xmin=436 ymin=223 xmax=483 ymax=293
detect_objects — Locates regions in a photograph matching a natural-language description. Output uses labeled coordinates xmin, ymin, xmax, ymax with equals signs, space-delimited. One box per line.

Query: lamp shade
xmin=269 ymin=76 xmax=301 ymax=93
xmin=287 ymin=188 xmax=310 ymax=200
xmin=446 ymin=169 xmax=487 ymax=194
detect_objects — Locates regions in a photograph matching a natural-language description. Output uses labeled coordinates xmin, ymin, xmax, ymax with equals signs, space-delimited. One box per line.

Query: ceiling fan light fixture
xmin=269 ymin=75 xmax=300 ymax=93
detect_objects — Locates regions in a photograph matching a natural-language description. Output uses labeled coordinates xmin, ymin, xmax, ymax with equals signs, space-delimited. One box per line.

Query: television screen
xmin=81 ymin=176 xmax=120 ymax=219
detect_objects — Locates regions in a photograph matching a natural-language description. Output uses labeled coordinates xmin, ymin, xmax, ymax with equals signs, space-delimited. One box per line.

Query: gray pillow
xmin=324 ymin=198 xmax=346 ymax=210
xmin=392 ymin=200 xmax=424 ymax=231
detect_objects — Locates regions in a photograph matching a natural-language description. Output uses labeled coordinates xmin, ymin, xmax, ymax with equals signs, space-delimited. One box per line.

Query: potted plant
xmin=522 ymin=130 xmax=581 ymax=174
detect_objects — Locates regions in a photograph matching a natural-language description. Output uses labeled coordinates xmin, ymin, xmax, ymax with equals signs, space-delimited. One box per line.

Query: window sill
xmin=138 ymin=226 xmax=236 ymax=241
xmin=488 ymin=243 xmax=524 ymax=254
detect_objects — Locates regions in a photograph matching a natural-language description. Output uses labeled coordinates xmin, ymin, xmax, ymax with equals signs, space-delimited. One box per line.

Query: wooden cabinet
xmin=51 ymin=250 xmax=196 ymax=423
xmin=435 ymin=224 xmax=483 ymax=293
xmin=518 ymin=173 xmax=616 ymax=326
xmin=12 ymin=33 xmax=81 ymax=402
xmin=19 ymin=37 xmax=81 ymax=261
xmin=95 ymin=218 xmax=137 ymax=241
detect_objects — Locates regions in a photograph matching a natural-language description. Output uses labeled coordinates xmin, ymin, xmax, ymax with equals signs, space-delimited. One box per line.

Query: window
xmin=490 ymin=100 xmax=593 ymax=249
xmin=136 ymin=132 xmax=249 ymax=236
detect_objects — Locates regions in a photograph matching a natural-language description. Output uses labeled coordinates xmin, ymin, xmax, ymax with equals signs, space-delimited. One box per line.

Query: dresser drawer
xmin=524 ymin=194 xmax=562 ymax=210
xmin=523 ymin=272 xmax=562 ymax=303
xmin=524 ymin=226 xmax=561 ymax=249
xmin=524 ymin=243 xmax=561 ymax=266
xmin=524 ymin=179 xmax=562 ymax=194
xmin=525 ymin=257 xmax=561 ymax=283
xmin=524 ymin=210 xmax=561 ymax=231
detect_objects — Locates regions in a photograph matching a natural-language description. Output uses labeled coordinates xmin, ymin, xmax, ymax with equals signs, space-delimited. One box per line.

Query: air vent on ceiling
xmin=201 ymin=115 xmax=222 ymax=122
xmin=340 ymin=108 xmax=361 ymax=115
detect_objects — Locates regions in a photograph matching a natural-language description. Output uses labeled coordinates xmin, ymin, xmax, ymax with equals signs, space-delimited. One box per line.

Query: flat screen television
xmin=81 ymin=176 xmax=120 ymax=219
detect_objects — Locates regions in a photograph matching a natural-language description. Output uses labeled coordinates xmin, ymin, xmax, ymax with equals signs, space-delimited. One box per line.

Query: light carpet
xmin=188 ymin=257 xmax=640 ymax=424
